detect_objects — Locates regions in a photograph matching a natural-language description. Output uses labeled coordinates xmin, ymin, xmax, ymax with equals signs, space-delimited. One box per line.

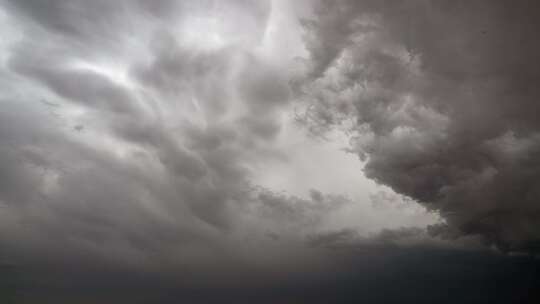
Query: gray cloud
xmin=297 ymin=0 xmax=540 ymax=252
xmin=1 ymin=0 xmax=540 ymax=303
xmin=0 ymin=4 xmax=367 ymax=298
xmin=9 ymin=48 xmax=141 ymax=115
xmin=251 ymin=188 xmax=350 ymax=235
xmin=0 ymin=0 xmax=306 ymax=274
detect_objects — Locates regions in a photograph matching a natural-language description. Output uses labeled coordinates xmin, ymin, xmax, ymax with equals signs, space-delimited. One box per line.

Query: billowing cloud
xmin=297 ymin=0 xmax=540 ymax=252
xmin=0 ymin=0 xmax=539 ymax=303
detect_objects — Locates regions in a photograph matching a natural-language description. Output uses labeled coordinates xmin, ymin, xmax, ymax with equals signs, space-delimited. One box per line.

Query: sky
xmin=0 ymin=0 xmax=539 ymax=303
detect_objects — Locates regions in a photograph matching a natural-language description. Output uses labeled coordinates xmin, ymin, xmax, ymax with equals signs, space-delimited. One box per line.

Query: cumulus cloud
xmin=297 ymin=0 xmax=540 ymax=252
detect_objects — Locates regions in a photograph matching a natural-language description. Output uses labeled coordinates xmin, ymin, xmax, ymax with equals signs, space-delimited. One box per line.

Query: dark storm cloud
xmin=1 ymin=0 xmax=540 ymax=303
xmin=297 ymin=0 xmax=540 ymax=252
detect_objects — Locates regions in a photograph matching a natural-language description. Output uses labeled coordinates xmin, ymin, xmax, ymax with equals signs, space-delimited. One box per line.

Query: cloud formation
xmin=0 ymin=0 xmax=333 ymax=277
xmin=0 ymin=0 xmax=539 ymax=303
xmin=297 ymin=0 xmax=540 ymax=252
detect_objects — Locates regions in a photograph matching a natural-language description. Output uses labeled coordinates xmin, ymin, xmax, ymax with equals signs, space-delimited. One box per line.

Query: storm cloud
xmin=0 ymin=0 xmax=539 ymax=303
xmin=0 ymin=0 xmax=326 ymax=279
xmin=297 ymin=0 xmax=540 ymax=252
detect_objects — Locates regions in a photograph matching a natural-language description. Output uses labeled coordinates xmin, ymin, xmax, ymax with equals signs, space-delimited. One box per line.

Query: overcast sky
xmin=0 ymin=1 xmax=539 ymax=303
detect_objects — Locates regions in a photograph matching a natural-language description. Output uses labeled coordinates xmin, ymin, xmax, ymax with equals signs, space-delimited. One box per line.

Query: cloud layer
xmin=0 ymin=0 xmax=539 ymax=303
xmin=0 ymin=0 xmax=335 ymax=276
